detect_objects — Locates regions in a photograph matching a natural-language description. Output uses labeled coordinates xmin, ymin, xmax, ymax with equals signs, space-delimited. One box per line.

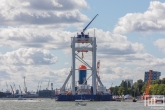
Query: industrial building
xmin=144 ymin=70 xmax=161 ymax=82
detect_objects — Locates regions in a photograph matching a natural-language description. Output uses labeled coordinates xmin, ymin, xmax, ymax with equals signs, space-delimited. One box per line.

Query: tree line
xmin=109 ymin=78 xmax=165 ymax=97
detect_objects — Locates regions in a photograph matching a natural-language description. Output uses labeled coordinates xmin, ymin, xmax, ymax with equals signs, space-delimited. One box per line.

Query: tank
xmin=78 ymin=65 xmax=87 ymax=84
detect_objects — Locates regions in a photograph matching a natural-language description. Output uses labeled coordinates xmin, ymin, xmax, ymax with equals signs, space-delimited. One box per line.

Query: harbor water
xmin=0 ymin=98 xmax=161 ymax=110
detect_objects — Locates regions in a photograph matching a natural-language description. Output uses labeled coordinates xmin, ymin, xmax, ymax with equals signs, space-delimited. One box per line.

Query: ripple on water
xmin=0 ymin=99 xmax=154 ymax=110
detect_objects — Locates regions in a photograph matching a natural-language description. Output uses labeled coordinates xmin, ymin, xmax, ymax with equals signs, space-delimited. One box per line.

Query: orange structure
xmin=142 ymin=70 xmax=153 ymax=100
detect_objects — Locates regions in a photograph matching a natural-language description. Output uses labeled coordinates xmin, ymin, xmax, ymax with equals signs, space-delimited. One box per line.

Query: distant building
xmin=125 ymin=79 xmax=133 ymax=87
xmin=144 ymin=70 xmax=161 ymax=82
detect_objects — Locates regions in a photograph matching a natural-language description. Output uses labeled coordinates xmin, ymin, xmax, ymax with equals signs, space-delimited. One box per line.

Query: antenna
xmin=81 ymin=14 xmax=98 ymax=36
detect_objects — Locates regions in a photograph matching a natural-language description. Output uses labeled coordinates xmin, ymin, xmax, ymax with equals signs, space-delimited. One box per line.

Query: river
xmin=0 ymin=98 xmax=163 ymax=110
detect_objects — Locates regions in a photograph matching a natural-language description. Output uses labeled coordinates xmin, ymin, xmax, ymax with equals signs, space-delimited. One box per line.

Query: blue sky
xmin=0 ymin=0 xmax=165 ymax=92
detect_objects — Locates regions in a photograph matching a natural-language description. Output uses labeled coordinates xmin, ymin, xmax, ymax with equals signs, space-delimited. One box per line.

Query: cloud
xmin=154 ymin=38 xmax=165 ymax=54
xmin=88 ymin=29 xmax=144 ymax=55
xmin=113 ymin=1 xmax=165 ymax=34
xmin=0 ymin=65 xmax=71 ymax=91
xmin=0 ymin=48 xmax=57 ymax=65
xmin=0 ymin=28 xmax=144 ymax=55
xmin=26 ymin=0 xmax=88 ymax=11
xmin=0 ymin=27 xmax=74 ymax=49
xmin=0 ymin=0 xmax=89 ymax=27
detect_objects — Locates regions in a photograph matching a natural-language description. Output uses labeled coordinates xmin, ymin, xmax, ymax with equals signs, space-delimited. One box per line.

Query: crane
xmin=81 ymin=14 xmax=98 ymax=36
xmin=37 ymin=81 xmax=40 ymax=92
xmin=10 ymin=85 xmax=14 ymax=94
xmin=46 ymin=80 xmax=50 ymax=90
xmin=40 ymin=81 xmax=42 ymax=90
xmin=6 ymin=82 xmax=9 ymax=92
xmin=24 ymin=77 xmax=27 ymax=93
xmin=19 ymin=85 xmax=22 ymax=95
xmin=13 ymin=82 xmax=16 ymax=92
xmin=96 ymin=60 xmax=100 ymax=86
xmin=143 ymin=70 xmax=153 ymax=100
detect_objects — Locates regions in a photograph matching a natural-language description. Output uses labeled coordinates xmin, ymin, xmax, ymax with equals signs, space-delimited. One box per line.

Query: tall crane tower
xmin=46 ymin=80 xmax=50 ymax=90
xmin=6 ymin=82 xmax=9 ymax=92
xmin=24 ymin=77 xmax=27 ymax=93
xmin=60 ymin=14 xmax=104 ymax=95
xmin=143 ymin=70 xmax=153 ymax=100
xmin=97 ymin=60 xmax=100 ymax=86
xmin=13 ymin=82 xmax=16 ymax=92
xmin=19 ymin=85 xmax=22 ymax=95
xmin=10 ymin=85 xmax=14 ymax=94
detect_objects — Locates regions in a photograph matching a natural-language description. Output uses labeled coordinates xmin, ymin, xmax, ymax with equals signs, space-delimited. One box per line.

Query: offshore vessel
xmin=56 ymin=14 xmax=112 ymax=101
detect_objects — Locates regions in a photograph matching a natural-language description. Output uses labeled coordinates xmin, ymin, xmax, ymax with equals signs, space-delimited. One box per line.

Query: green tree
xmin=118 ymin=87 xmax=125 ymax=95
xmin=161 ymin=78 xmax=165 ymax=84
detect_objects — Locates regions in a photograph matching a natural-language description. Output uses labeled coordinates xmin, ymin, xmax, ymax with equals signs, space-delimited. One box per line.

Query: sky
xmin=0 ymin=0 xmax=165 ymax=92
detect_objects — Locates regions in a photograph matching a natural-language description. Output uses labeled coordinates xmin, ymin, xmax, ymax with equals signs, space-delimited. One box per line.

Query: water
xmin=0 ymin=98 xmax=161 ymax=110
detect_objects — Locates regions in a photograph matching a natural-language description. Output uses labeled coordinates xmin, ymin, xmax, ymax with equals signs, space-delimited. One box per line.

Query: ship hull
xmin=55 ymin=94 xmax=112 ymax=101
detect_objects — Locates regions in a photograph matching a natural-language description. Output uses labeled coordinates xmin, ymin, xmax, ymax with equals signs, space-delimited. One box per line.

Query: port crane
xmin=10 ymin=85 xmax=14 ymax=94
xmin=6 ymin=82 xmax=9 ymax=92
xmin=142 ymin=70 xmax=153 ymax=100
xmin=19 ymin=85 xmax=22 ymax=95
xmin=24 ymin=77 xmax=27 ymax=93
xmin=40 ymin=81 xmax=42 ymax=90
xmin=37 ymin=81 xmax=40 ymax=92
xmin=81 ymin=14 xmax=98 ymax=36
xmin=46 ymin=80 xmax=50 ymax=90
xmin=13 ymin=82 xmax=16 ymax=92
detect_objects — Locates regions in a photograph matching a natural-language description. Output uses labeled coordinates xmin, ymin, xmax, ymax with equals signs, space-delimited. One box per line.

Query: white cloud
xmin=25 ymin=0 xmax=88 ymax=11
xmin=154 ymin=38 xmax=165 ymax=54
xmin=0 ymin=65 xmax=71 ymax=91
xmin=0 ymin=48 xmax=57 ymax=65
xmin=0 ymin=27 xmax=144 ymax=55
xmin=113 ymin=1 xmax=165 ymax=34
xmin=0 ymin=27 xmax=74 ymax=49
xmin=0 ymin=0 xmax=89 ymax=27
xmin=88 ymin=29 xmax=144 ymax=55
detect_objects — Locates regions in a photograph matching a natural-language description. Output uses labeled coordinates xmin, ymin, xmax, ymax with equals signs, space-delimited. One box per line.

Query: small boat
xmin=75 ymin=100 xmax=87 ymax=106
xmin=133 ymin=99 xmax=137 ymax=102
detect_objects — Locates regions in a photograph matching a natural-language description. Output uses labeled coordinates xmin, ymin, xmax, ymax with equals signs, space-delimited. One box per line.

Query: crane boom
xmin=47 ymin=80 xmax=50 ymax=90
xmin=81 ymin=14 xmax=98 ymax=35
xmin=13 ymin=82 xmax=16 ymax=91
xmin=24 ymin=77 xmax=27 ymax=93
xmin=6 ymin=82 xmax=9 ymax=91
xmin=10 ymin=85 xmax=14 ymax=94
xmin=19 ymin=85 xmax=22 ymax=94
